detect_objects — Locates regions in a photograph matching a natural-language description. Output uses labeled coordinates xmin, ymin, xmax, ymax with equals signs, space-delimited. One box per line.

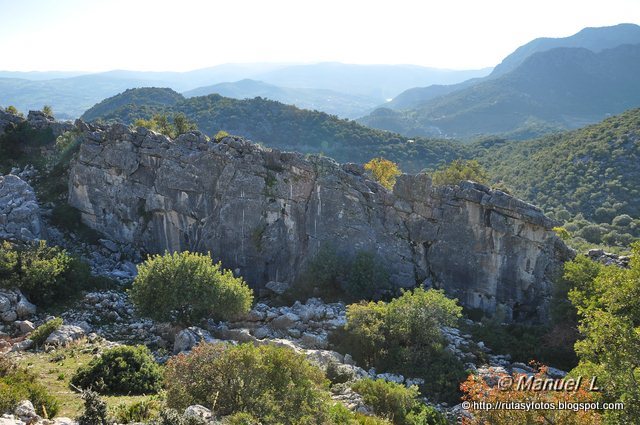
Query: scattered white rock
xmin=265 ymin=280 xmax=290 ymax=295
xmin=173 ymin=327 xmax=220 ymax=354
xmin=45 ymin=325 xmax=85 ymax=346
xmin=184 ymin=405 xmax=213 ymax=421
xmin=15 ymin=297 xmax=36 ymax=319
xmin=14 ymin=320 xmax=35 ymax=335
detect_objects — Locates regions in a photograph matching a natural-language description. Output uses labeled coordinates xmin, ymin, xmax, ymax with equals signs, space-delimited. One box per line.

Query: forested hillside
xmin=472 ymin=108 xmax=640 ymax=247
xmin=81 ymin=89 xmax=467 ymax=172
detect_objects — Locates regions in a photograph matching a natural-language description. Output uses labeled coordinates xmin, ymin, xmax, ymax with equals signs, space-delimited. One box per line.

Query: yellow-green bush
xmin=129 ymin=251 xmax=253 ymax=325
xmin=165 ymin=342 xmax=330 ymax=423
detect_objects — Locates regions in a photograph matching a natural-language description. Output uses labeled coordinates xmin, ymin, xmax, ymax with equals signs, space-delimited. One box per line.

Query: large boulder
xmin=0 ymin=175 xmax=43 ymax=242
xmin=173 ymin=326 xmax=220 ymax=354
xmin=68 ymin=125 xmax=574 ymax=322
xmin=45 ymin=325 xmax=86 ymax=346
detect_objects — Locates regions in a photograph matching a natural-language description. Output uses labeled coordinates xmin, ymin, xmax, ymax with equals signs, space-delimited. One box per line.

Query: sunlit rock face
xmin=68 ymin=123 xmax=572 ymax=322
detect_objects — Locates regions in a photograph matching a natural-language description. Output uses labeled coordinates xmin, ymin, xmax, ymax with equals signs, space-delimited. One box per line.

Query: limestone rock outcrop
xmin=0 ymin=175 xmax=43 ymax=242
xmin=68 ymin=123 xmax=572 ymax=322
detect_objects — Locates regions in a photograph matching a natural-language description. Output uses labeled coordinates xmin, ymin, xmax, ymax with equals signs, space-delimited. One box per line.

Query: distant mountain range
xmin=183 ymin=79 xmax=381 ymax=119
xmin=0 ymin=63 xmax=490 ymax=120
xmin=360 ymin=23 xmax=640 ymax=139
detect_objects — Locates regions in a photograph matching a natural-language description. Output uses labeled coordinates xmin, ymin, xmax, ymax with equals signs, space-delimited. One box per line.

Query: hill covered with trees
xmin=471 ymin=108 xmax=640 ymax=247
xmin=80 ymin=88 xmax=467 ymax=172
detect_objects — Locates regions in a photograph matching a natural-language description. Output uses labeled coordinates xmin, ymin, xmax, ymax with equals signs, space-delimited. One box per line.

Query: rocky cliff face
xmin=68 ymin=123 xmax=572 ymax=322
xmin=1 ymin=108 xmax=74 ymax=137
xmin=0 ymin=175 xmax=43 ymax=242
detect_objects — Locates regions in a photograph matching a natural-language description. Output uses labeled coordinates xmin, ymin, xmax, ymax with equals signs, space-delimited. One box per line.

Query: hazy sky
xmin=1 ymin=0 xmax=639 ymax=72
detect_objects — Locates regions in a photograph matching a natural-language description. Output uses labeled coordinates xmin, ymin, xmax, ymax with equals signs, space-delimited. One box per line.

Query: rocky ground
xmin=0 ymin=116 xmax=576 ymax=424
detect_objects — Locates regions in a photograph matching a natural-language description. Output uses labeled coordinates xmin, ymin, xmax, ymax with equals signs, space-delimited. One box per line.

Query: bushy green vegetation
xmin=77 ymin=390 xmax=108 ymax=425
xmin=71 ymin=346 xmax=162 ymax=395
xmin=430 ymin=159 xmax=489 ymax=186
xmin=80 ymin=89 xmax=468 ymax=174
xmin=0 ymin=241 xmax=96 ymax=307
xmin=465 ymin=319 xmax=578 ymax=372
xmin=473 ymin=109 xmax=640 ymax=248
xmin=296 ymin=247 xmax=390 ymax=302
xmin=113 ymin=399 xmax=160 ymax=424
xmin=0 ymin=356 xmax=60 ymax=418
xmin=29 ymin=317 xmax=64 ymax=347
xmin=129 ymin=251 xmax=253 ymax=325
xmin=164 ymin=342 xmax=331 ymax=423
xmin=336 ymin=288 xmax=466 ymax=403
xmin=80 ymin=88 xmax=183 ymax=123
xmin=134 ymin=113 xmax=197 ymax=139
xmin=566 ymin=242 xmax=640 ymax=424
xmin=351 ymin=379 xmax=447 ymax=425
xmin=0 ymin=121 xmax=55 ymax=173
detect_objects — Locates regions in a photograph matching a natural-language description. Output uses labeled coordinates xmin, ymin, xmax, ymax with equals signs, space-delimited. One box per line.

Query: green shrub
xmin=327 ymin=402 xmax=393 ymax=424
xmin=351 ymin=379 xmax=446 ymax=425
xmin=337 ymin=288 xmax=466 ymax=403
xmin=5 ymin=105 xmax=19 ymax=115
xmin=0 ymin=357 xmax=59 ymax=418
xmin=165 ymin=342 xmax=331 ymax=423
xmin=214 ymin=130 xmax=230 ymax=142
xmin=222 ymin=412 xmax=261 ymax=424
xmin=345 ymin=251 xmax=390 ymax=300
xmin=0 ymin=241 xmax=95 ymax=307
xmin=113 ymin=399 xmax=160 ymax=423
xmin=29 ymin=317 xmax=63 ymax=346
xmin=297 ymin=247 xmax=390 ymax=302
xmin=431 ymin=159 xmax=488 ymax=186
xmin=77 ymin=390 xmax=108 ymax=425
xmin=71 ymin=345 xmax=162 ymax=395
xmin=149 ymin=409 xmax=185 ymax=425
xmin=129 ymin=251 xmax=253 ymax=325
xmin=296 ymin=245 xmax=347 ymax=301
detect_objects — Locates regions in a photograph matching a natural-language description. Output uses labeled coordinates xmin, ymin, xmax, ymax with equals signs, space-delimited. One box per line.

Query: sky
xmin=0 ymin=0 xmax=639 ymax=72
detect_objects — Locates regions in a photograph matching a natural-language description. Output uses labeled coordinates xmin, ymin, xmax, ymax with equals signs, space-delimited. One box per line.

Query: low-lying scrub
xmin=165 ymin=342 xmax=331 ymax=423
xmin=29 ymin=317 xmax=63 ymax=347
xmin=334 ymin=288 xmax=467 ymax=403
xmin=71 ymin=345 xmax=162 ymax=395
xmin=0 ymin=240 xmax=98 ymax=308
xmin=352 ymin=379 xmax=447 ymax=425
xmin=0 ymin=357 xmax=59 ymax=418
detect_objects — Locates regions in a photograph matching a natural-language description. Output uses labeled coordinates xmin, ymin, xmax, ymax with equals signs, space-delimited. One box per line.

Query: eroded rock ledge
xmin=68 ymin=123 xmax=572 ymax=322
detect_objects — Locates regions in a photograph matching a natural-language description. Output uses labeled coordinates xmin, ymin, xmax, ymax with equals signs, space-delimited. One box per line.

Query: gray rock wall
xmin=0 ymin=175 xmax=43 ymax=242
xmin=68 ymin=123 xmax=572 ymax=322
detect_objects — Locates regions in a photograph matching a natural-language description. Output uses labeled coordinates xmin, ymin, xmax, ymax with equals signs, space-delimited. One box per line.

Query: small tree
xmin=173 ymin=113 xmax=197 ymax=135
xmin=129 ymin=251 xmax=253 ymax=325
xmin=71 ymin=345 xmax=162 ymax=395
xmin=364 ymin=158 xmax=401 ymax=190
xmin=76 ymin=390 xmax=108 ymax=425
xmin=42 ymin=105 xmax=53 ymax=117
xmin=135 ymin=113 xmax=197 ymax=138
xmin=431 ymin=159 xmax=489 ymax=186
xmin=214 ymin=130 xmax=230 ymax=143
xmin=165 ymin=342 xmax=331 ymax=422
xmin=5 ymin=105 xmax=20 ymax=116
